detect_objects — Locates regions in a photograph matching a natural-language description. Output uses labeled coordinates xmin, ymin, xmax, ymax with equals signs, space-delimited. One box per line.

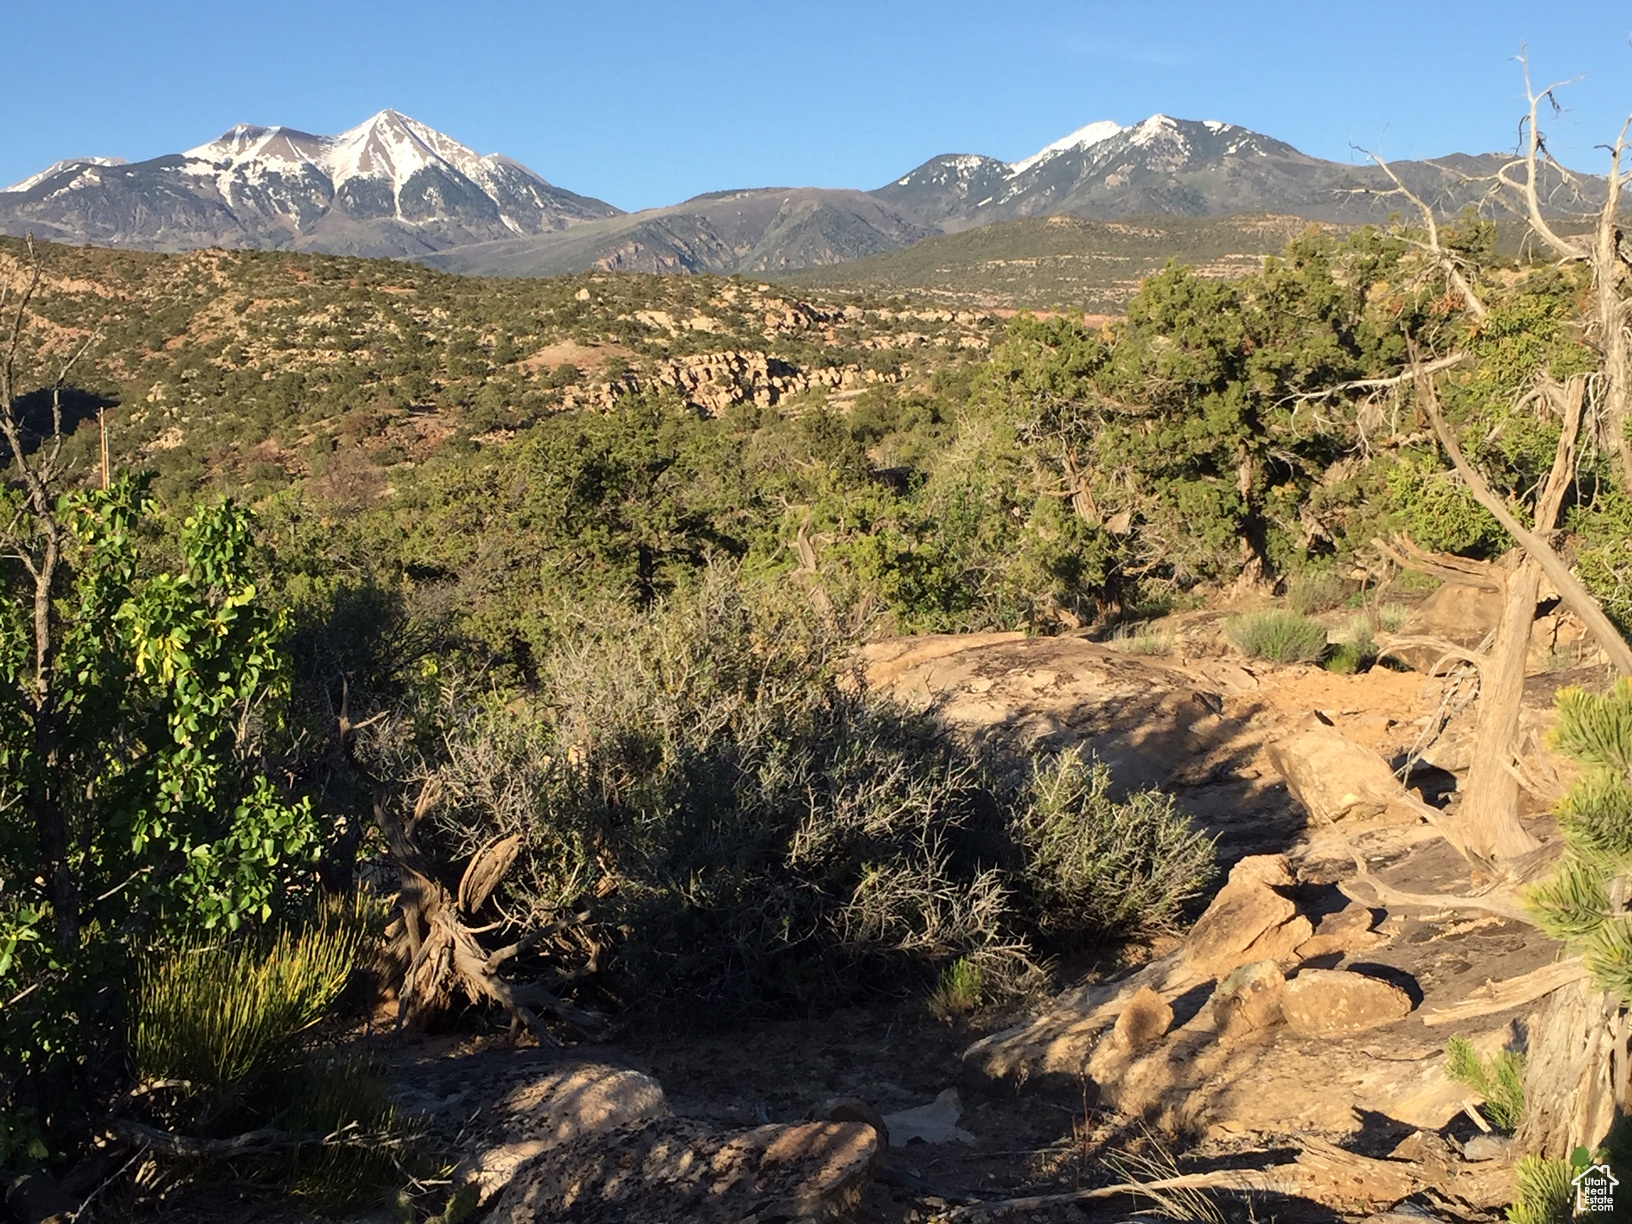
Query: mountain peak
xmin=1008 ymin=120 xmax=1125 ymax=175
xmin=3 ymin=111 xmax=618 ymax=253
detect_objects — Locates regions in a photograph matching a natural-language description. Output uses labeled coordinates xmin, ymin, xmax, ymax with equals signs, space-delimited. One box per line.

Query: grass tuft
xmin=929 ymin=957 xmax=986 ymax=1018
xmin=1105 ymin=622 xmax=1175 ymax=655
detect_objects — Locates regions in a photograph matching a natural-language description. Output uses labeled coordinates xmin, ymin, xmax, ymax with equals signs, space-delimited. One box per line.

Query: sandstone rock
xmin=1459 ymin=1134 xmax=1512 ymax=1163
xmin=458 ymin=1062 xmax=669 ymax=1203
xmin=1282 ymin=969 xmax=1413 ymax=1035
xmin=1112 ymin=985 xmax=1174 ymax=1049
xmin=1211 ymin=959 xmax=1285 ymax=1036
xmin=1391 ymin=583 xmax=1503 ymax=674
xmin=1297 ymin=903 xmax=1384 ymax=959
xmin=819 ymin=1096 xmax=889 ymax=1149
xmin=1358 ymin=1204 xmax=1450 ymax=1224
xmin=858 ymin=634 xmax=1225 ymax=793
xmin=1183 ymin=858 xmax=1312 ymax=979
xmin=1265 ymin=716 xmax=1432 ymax=826
xmin=491 ymin=1117 xmax=877 ymax=1223
xmin=1227 ymin=854 xmax=1296 ymax=889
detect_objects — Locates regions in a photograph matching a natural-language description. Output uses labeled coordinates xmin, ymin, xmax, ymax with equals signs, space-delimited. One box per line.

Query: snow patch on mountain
xmin=1007 ymin=120 xmax=1124 ymax=175
xmin=4 ymin=157 xmax=127 ymax=195
xmin=180 ymin=110 xmax=550 ymax=228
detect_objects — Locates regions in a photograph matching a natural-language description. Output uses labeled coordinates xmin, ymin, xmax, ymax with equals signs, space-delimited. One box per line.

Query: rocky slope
xmin=0 ymin=110 xmax=619 ymax=256
xmin=421 ymin=186 xmax=935 ymax=277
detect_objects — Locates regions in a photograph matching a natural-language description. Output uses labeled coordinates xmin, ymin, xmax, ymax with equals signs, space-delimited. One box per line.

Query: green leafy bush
xmin=1014 ymin=749 xmax=1215 ymax=939
xmin=1225 ymin=610 xmax=1329 ymax=664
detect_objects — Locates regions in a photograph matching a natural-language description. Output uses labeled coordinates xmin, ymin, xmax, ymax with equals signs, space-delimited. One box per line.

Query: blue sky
xmin=5 ymin=1 xmax=1630 ymax=211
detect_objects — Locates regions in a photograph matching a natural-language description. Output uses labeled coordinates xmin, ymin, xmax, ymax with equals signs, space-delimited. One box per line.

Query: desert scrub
xmin=1376 ymin=601 xmax=1410 ymax=632
xmin=1014 ymin=749 xmax=1215 ymax=939
xmin=403 ymin=568 xmax=1211 ymax=1016
xmin=1225 ymin=610 xmax=1328 ymax=664
xmin=1326 ymin=614 xmax=1379 ymax=674
xmin=1286 ymin=569 xmax=1346 ymax=614
xmin=420 ymin=567 xmax=1033 ymax=1009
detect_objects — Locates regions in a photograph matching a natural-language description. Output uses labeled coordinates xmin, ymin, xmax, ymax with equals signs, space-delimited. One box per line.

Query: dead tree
xmin=1347 ymin=65 xmax=1632 ymax=1159
xmin=337 ymin=689 xmax=602 ymax=1043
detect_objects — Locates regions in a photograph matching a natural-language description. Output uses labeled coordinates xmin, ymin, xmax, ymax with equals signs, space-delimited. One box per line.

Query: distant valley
xmin=0 ymin=110 xmax=1583 ymax=280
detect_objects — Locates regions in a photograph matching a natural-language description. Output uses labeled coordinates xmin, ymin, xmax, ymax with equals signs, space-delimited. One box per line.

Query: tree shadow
xmin=1 ymin=385 xmax=116 ymax=465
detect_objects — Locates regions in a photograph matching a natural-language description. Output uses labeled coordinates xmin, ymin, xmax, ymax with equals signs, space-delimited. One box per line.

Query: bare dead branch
xmin=1413 ymin=366 xmax=1632 ymax=674
xmin=1420 ymin=958 xmax=1589 ymax=1025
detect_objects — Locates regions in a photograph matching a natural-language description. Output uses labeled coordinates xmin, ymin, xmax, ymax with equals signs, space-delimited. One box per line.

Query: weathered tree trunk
xmin=1444 ymin=557 xmax=1542 ymax=861
xmin=1517 ymin=978 xmax=1622 ymax=1159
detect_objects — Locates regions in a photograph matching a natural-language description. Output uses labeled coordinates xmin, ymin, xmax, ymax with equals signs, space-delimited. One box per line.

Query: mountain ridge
xmin=0 ymin=111 xmax=620 ymax=257
xmin=0 ymin=110 xmax=1587 ymax=274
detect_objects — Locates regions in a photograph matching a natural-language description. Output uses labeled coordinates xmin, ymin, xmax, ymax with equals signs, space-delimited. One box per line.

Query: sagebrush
xmin=1226 ymin=610 xmax=1329 ymax=664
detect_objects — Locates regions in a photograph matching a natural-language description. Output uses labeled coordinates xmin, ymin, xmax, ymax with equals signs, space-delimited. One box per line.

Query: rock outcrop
xmin=490 ymin=1117 xmax=878 ymax=1223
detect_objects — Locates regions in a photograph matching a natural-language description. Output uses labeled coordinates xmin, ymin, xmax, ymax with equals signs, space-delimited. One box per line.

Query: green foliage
xmin=929 ymin=956 xmax=986 ymax=1018
xmin=1506 ymin=1155 xmax=1573 ymax=1224
xmin=1380 ymin=453 xmax=1506 ymax=557
xmin=1527 ymin=680 xmax=1632 ymax=1002
xmin=1444 ymin=1036 xmax=1526 ymax=1131
xmin=127 ymin=904 xmax=405 ymax=1206
xmin=1225 ymin=610 xmax=1329 ymax=664
xmin=130 ymin=906 xmax=367 ymax=1092
xmin=0 ymin=1108 xmax=47 ymax=1172
xmin=0 ymin=477 xmax=320 ymax=1153
xmin=1013 ymin=749 xmax=1216 ymax=939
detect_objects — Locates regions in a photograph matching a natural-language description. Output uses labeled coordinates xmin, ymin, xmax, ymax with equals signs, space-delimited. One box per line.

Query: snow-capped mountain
xmin=2 ymin=109 xmax=1526 ymax=274
xmin=874 ymin=113 xmax=1488 ymax=227
xmin=0 ymin=111 xmax=619 ymax=257
xmin=3 ymin=157 xmax=129 ymax=195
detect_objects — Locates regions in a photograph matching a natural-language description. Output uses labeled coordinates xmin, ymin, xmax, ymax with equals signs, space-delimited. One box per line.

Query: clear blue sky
xmin=5 ymin=1 xmax=1630 ymax=211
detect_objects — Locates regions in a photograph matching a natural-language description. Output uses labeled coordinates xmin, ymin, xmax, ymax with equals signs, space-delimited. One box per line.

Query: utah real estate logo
xmin=1573 ymin=1161 xmax=1616 ymax=1214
